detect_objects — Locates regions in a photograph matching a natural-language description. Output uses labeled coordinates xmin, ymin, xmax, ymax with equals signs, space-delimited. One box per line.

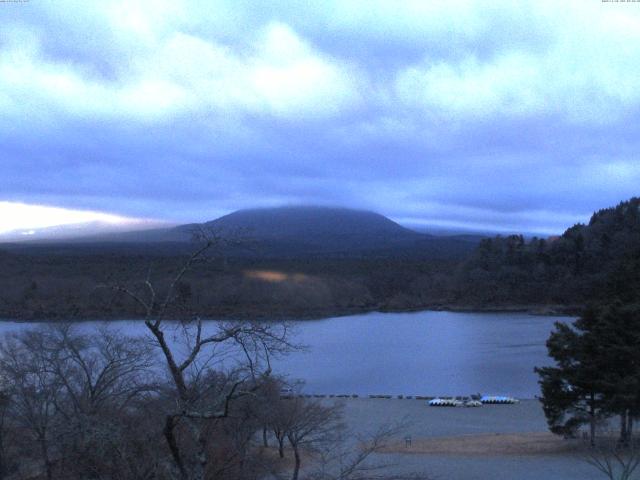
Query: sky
xmin=1 ymin=0 xmax=640 ymax=236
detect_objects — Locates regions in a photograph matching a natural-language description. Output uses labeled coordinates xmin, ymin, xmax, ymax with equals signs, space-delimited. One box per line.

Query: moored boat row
xmin=428 ymin=395 xmax=518 ymax=407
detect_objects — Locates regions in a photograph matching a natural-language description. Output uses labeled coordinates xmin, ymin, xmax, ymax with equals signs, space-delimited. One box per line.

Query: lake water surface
xmin=0 ymin=311 xmax=571 ymax=399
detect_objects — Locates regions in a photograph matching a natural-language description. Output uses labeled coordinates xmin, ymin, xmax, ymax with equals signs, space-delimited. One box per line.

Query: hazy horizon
xmin=0 ymin=201 xmax=580 ymax=243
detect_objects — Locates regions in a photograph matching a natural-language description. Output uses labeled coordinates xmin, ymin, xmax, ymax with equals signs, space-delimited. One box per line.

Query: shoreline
xmin=0 ymin=303 xmax=580 ymax=323
xmin=287 ymin=393 xmax=539 ymax=401
xmin=380 ymin=432 xmax=584 ymax=457
xmin=324 ymin=389 xmax=595 ymax=478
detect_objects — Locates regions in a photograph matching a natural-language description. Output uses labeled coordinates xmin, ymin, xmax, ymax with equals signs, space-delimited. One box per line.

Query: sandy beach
xmin=331 ymin=398 xmax=602 ymax=480
xmin=381 ymin=432 xmax=582 ymax=456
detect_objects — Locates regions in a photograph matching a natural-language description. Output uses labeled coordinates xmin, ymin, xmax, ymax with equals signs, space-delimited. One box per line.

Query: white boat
xmin=428 ymin=397 xmax=463 ymax=407
xmin=480 ymin=395 xmax=519 ymax=404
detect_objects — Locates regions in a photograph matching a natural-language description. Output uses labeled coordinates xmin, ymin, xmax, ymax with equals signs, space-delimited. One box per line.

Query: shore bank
xmin=333 ymin=397 xmax=597 ymax=480
xmin=381 ymin=432 xmax=582 ymax=456
xmin=0 ymin=302 xmax=580 ymax=322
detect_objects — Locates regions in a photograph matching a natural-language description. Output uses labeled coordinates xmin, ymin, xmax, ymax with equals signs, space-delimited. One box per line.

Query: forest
xmin=1 ymin=197 xmax=639 ymax=321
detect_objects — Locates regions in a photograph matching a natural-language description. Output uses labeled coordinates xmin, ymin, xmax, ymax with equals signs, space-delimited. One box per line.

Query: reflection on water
xmin=0 ymin=310 xmax=572 ymax=398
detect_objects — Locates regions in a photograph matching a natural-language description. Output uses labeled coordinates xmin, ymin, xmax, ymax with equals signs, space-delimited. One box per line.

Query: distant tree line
xmin=453 ymin=197 xmax=640 ymax=309
xmin=534 ymin=200 xmax=640 ymax=446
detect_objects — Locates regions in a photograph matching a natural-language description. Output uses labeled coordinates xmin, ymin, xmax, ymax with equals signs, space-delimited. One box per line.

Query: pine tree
xmin=591 ymin=304 xmax=640 ymax=445
xmin=535 ymin=310 xmax=606 ymax=445
xmin=536 ymin=304 xmax=640 ymax=446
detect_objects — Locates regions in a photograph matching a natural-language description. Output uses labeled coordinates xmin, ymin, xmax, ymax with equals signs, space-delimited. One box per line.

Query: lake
xmin=0 ymin=311 xmax=571 ymax=399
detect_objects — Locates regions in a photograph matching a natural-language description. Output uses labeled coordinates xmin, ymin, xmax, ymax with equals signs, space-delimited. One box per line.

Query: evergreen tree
xmin=535 ymin=309 xmax=607 ymax=445
xmin=536 ymin=304 xmax=640 ymax=445
xmin=592 ymin=304 xmax=640 ymax=445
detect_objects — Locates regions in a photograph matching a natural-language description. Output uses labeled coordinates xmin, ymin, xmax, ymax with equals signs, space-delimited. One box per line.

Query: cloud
xmin=393 ymin=2 xmax=640 ymax=125
xmin=395 ymin=53 xmax=543 ymax=119
xmin=0 ymin=16 xmax=361 ymax=123
xmin=2 ymin=0 xmax=640 ymax=234
xmin=142 ymin=22 xmax=362 ymax=118
xmin=0 ymin=201 xmax=151 ymax=235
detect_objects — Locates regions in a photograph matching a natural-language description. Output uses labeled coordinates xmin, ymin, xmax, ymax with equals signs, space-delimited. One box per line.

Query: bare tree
xmin=46 ymin=326 xmax=159 ymax=479
xmin=309 ymin=421 xmax=429 ymax=480
xmin=0 ymin=389 xmax=11 ymax=479
xmin=0 ymin=324 xmax=163 ymax=480
xmin=43 ymin=325 xmax=155 ymax=416
xmin=112 ymin=236 xmax=294 ymax=480
xmin=586 ymin=435 xmax=640 ymax=480
xmin=0 ymin=330 xmax=62 ymax=480
xmin=264 ymin=396 xmax=343 ymax=480
xmin=253 ymin=375 xmax=283 ymax=449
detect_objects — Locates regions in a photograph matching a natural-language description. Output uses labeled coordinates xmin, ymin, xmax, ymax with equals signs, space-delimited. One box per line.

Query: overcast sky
xmin=2 ymin=0 xmax=640 ymax=235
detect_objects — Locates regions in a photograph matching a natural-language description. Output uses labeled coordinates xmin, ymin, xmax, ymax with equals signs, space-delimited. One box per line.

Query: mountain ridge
xmin=2 ymin=206 xmax=481 ymax=259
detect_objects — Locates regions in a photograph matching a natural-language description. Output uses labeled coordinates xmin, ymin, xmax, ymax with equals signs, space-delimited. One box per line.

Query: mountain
xmin=1 ymin=206 xmax=482 ymax=259
xmin=201 ymin=206 xmax=415 ymax=239
xmin=166 ymin=206 xmax=483 ymax=258
xmin=184 ymin=206 xmax=415 ymax=256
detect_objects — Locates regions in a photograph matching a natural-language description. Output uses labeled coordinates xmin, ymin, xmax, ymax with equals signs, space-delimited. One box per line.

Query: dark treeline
xmin=0 ymin=253 xmax=456 ymax=321
xmin=527 ymin=199 xmax=640 ymax=457
xmin=451 ymin=197 xmax=640 ymax=309
xmin=1 ymin=197 xmax=640 ymax=320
